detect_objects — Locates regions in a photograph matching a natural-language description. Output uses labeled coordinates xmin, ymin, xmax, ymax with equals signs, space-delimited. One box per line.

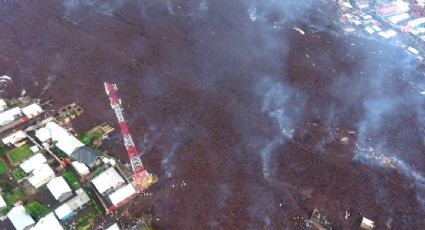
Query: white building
xmin=7 ymin=205 xmax=35 ymax=230
xmin=0 ymin=195 xmax=7 ymax=209
xmin=30 ymin=213 xmax=63 ymax=230
xmin=91 ymin=167 xmax=125 ymax=195
xmin=27 ymin=163 xmax=55 ymax=189
xmin=108 ymin=183 xmax=136 ymax=208
xmin=20 ymin=153 xmax=47 ymax=174
xmin=71 ymin=161 xmax=90 ymax=177
xmin=2 ymin=130 xmax=27 ymax=146
xmin=21 ymin=104 xmax=43 ymax=119
xmin=0 ymin=107 xmax=21 ymax=126
xmin=35 ymin=122 xmax=84 ymax=155
xmin=47 ymin=176 xmax=73 ymax=202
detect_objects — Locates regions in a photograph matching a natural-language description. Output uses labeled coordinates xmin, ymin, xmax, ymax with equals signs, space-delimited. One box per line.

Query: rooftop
xmin=91 ymin=167 xmax=125 ymax=194
xmin=108 ymin=183 xmax=136 ymax=206
xmin=20 ymin=153 xmax=47 ymax=174
xmin=27 ymin=163 xmax=55 ymax=189
xmin=0 ymin=107 xmax=21 ymax=127
xmin=71 ymin=146 xmax=101 ymax=167
xmin=2 ymin=130 xmax=26 ymax=145
xmin=47 ymin=176 xmax=72 ymax=201
xmin=7 ymin=205 xmax=35 ymax=230
xmin=21 ymin=103 xmax=43 ymax=118
xmin=35 ymin=122 xmax=84 ymax=155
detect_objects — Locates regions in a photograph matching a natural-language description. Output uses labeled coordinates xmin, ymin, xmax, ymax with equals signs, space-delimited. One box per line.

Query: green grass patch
xmin=78 ymin=131 xmax=102 ymax=146
xmin=8 ymin=145 xmax=32 ymax=165
xmin=4 ymin=188 xmax=26 ymax=206
xmin=62 ymin=171 xmax=81 ymax=190
xmin=12 ymin=167 xmax=28 ymax=181
xmin=25 ymin=201 xmax=50 ymax=221
xmin=0 ymin=159 xmax=8 ymax=176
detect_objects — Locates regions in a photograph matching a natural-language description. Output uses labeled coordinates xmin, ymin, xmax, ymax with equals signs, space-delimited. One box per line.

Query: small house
xmin=27 ymin=164 xmax=55 ymax=189
xmin=47 ymin=176 xmax=73 ymax=202
xmin=7 ymin=205 xmax=35 ymax=230
xmin=71 ymin=146 xmax=101 ymax=169
xmin=91 ymin=167 xmax=125 ymax=195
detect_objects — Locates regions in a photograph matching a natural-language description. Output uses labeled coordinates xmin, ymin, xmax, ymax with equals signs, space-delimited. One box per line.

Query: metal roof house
xmin=27 ymin=163 xmax=55 ymax=190
xmin=107 ymin=183 xmax=137 ymax=212
xmin=7 ymin=205 xmax=35 ymax=230
xmin=2 ymin=130 xmax=27 ymax=146
xmin=21 ymin=103 xmax=43 ymax=119
xmin=71 ymin=146 xmax=101 ymax=169
xmin=71 ymin=161 xmax=90 ymax=178
xmin=0 ymin=107 xmax=21 ymax=127
xmin=30 ymin=213 xmax=63 ymax=230
xmin=35 ymin=122 xmax=84 ymax=155
xmin=20 ymin=153 xmax=47 ymax=174
xmin=91 ymin=167 xmax=125 ymax=195
xmin=47 ymin=176 xmax=73 ymax=202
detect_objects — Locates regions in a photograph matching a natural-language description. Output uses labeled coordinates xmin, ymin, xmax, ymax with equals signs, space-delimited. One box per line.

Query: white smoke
xmin=39 ymin=75 xmax=57 ymax=97
xmin=0 ymin=75 xmax=12 ymax=93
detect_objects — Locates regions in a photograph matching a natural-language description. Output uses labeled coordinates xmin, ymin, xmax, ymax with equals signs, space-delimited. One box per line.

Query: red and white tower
xmin=104 ymin=82 xmax=155 ymax=192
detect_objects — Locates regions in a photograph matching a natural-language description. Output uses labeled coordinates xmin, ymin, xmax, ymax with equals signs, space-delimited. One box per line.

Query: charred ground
xmin=0 ymin=0 xmax=424 ymax=229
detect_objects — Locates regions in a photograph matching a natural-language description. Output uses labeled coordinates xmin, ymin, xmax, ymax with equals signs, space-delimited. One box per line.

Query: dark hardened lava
xmin=0 ymin=0 xmax=424 ymax=229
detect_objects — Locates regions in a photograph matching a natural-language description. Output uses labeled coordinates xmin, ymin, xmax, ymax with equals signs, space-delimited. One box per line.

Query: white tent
xmin=7 ymin=205 xmax=35 ymax=230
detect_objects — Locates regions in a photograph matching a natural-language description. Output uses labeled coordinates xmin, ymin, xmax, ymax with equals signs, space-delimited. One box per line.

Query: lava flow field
xmin=0 ymin=0 xmax=424 ymax=229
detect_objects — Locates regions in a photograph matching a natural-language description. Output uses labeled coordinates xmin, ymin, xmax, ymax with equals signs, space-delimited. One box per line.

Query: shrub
xmin=4 ymin=188 xmax=26 ymax=206
xmin=12 ymin=168 xmax=28 ymax=181
xmin=62 ymin=171 xmax=81 ymax=190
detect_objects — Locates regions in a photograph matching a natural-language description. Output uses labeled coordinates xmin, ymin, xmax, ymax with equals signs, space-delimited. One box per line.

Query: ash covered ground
xmin=0 ymin=0 xmax=424 ymax=229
